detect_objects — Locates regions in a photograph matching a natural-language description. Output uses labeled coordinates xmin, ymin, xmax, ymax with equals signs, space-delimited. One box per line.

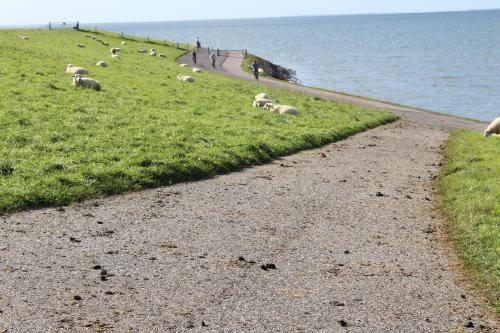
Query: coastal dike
xmin=0 ymin=29 xmax=497 ymax=332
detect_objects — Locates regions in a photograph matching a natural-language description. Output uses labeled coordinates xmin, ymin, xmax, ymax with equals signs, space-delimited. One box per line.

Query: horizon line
xmin=1 ymin=7 xmax=499 ymax=28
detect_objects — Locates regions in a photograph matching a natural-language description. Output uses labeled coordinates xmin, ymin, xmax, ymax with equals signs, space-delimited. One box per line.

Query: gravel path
xmin=0 ymin=53 xmax=497 ymax=332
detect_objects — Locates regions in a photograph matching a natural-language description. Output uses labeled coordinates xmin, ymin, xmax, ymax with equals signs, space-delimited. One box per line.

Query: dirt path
xmin=0 ymin=53 xmax=497 ymax=332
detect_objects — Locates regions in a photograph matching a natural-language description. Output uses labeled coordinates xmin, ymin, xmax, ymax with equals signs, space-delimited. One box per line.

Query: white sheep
xmin=110 ymin=47 xmax=121 ymax=54
xmin=176 ymin=74 xmax=195 ymax=83
xmin=255 ymin=93 xmax=269 ymax=100
xmin=258 ymin=68 xmax=264 ymax=73
xmin=96 ymin=61 xmax=108 ymax=67
xmin=138 ymin=49 xmax=147 ymax=53
xmin=77 ymin=43 xmax=85 ymax=48
xmin=179 ymin=63 xmax=188 ymax=67
xmin=271 ymin=104 xmax=299 ymax=115
xmin=150 ymin=51 xmax=157 ymax=56
xmin=484 ymin=117 xmax=500 ymax=137
xmin=19 ymin=35 xmax=29 ymax=40
xmin=252 ymin=99 xmax=273 ymax=108
xmin=66 ymin=64 xmax=89 ymax=75
xmin=121 ymin=41 xmax=127 ymax=45
xmin=192 ymin=67 xmax=202 ymax=73
xmin=72 ymin=74 xmax=101 ymax=91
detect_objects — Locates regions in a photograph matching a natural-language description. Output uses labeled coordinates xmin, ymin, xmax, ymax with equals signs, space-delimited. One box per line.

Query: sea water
xmin=92 ymin=10 xmax=500 ymax=121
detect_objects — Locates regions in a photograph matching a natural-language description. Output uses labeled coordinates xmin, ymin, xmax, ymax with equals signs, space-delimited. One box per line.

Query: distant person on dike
xmin=251 ymin=60 xmax=259 ymax=80
xmin=192 ymin=50 xmax=197 ymax=64
xmin=196 ymin=37 xmax=201 ymax=50
xmin=210 ymin=51 xmax=216 ymax=69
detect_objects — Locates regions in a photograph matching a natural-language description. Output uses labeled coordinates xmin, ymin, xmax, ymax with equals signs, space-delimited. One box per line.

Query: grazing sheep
xmin=252 ymin=99 xmax=273 ymax=108
xmin=137 ymin=49 xmax=147 ymax=53
xmin=96 ymin=61 xmax=108 ymax=67
xmin=66 ymin=64 xmax=88 ymax=75
xmin=77 ymin=43 xmax=85 ymax=48
xmin=271 ymin=104 xmax=299 ymax=115
xmin=121 ymin=41 xmax=127 ymax=45
xmin=263 ymin=102 xmax=275 ymax=111
xmin=255 ymin=93 xmax=269 ymax=100
xmin=150 ymin=51 xmax=157 ymax=56
xmin=159 ymin=54 xmax=167 ymax=58
xmin=176 ymin=74 xmax=195 ymax=83
xmin=72 ymin=74 xmax=101 ymax=91
xmin=110 ymin=47 xmax=120 ymax=55
xmin=192 ymin=67 xmax=202 ymax=73
xmin=258 ymin=68 xmax=264 ymax=73
xmin=19 ymin=35 xmax=29 ymax=40
xmin=484 ymin=117 xmax=500 ymax=137
xmin=179 ymin=63 xmax=188 ymax=67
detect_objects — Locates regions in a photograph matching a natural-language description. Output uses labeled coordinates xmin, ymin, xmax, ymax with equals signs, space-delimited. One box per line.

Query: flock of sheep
xmin=21 ymin=33 xmax=500 ymax=127
xmin=62 ymin=34 xmax=173 ymax=91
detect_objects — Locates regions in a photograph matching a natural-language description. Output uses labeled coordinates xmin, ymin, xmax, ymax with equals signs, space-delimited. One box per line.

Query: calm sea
xmin=90 ymin=10 xmax=500 ymax=121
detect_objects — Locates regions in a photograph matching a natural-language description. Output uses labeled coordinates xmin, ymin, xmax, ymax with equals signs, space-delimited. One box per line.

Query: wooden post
xmin=49 ymin=22 xmax=51 ymax=30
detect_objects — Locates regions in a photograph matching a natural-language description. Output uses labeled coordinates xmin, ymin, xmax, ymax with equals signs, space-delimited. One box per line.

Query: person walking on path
xmin=210 ymin=51 xmax=217 ymax=69
xmin=196 ymin=37 xmax=201 ymax=50
xmin=251 ymin=59 xmax=260 ymax=80
xmin=192 ymin=50 xmax=197 ymax=64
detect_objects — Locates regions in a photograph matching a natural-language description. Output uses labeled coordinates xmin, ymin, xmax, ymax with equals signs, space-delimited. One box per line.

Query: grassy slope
xmin=439 ymin=130 xmax=500 ymax=312
xmin=0 ymin=29 xmax=397 ymax=212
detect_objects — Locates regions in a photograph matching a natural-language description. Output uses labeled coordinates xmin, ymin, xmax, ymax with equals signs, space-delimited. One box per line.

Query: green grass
xmin=439 ymin=130 xmax=500 ymax=312
xmin=0 ymin=29 xmax=397 ymax=212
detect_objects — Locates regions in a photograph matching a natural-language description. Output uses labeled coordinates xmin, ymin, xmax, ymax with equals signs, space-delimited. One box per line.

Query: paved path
xmin=0 ymin=52 xmax=497 ymax=332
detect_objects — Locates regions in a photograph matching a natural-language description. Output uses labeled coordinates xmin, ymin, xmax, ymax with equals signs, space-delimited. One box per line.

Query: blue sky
xmin=1 ymin=0 xmax=499 ymax=25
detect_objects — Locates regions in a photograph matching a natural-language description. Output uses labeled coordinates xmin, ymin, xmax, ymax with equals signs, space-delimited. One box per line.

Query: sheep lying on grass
xmin=192 ymin=67 xmax=202 ymax=73
xmin=272 ymin=104 xmax=299 ymax=115
xmin=96 ymin=61 xmax=108 ymax=67
xmin=121 ymin=41 xmax=127 ymax=45
xmin=264 ymin=103 xmax=299 ymax=115
xmin=258 ymin=68 xmax=264 ymax=73
xmin=66 ymin=64 xmax=88 ymax=75
xmin=110 ymin=47 xmax=120 ymax=55
xmin=138 ymin=49 xmax=147 ymax=53
xmin=255 ymin=93 xmax=269 ymax=100
xmin=19 ymin=35 xmax=29 ymax=40
xmin=72 ymin=74 xmax=101 ymax=91
xmin=484 ymin=117 xmax=500 ymax=137
xmin=176 ymin=74 xmax=195 ymax=83
xmin=77 ymin=43 xmax=85 ymax=48
xmin=180 ymin=63 xmax=188 ymax=67
xmin=253 ymin=99 xmax=273 ymax=108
